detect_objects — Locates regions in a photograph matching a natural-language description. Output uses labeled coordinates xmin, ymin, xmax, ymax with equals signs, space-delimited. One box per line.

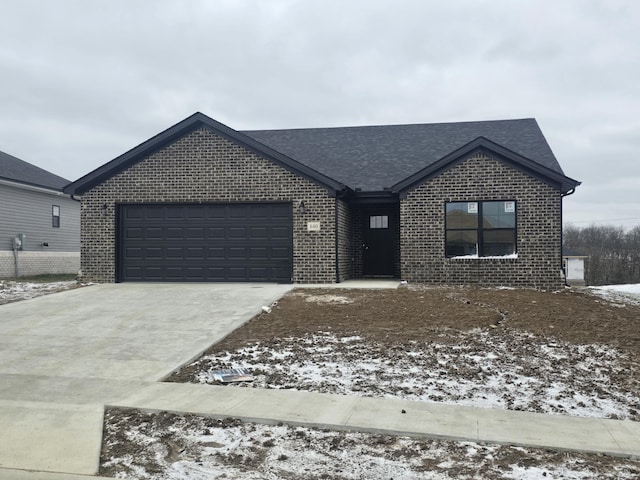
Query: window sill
xmin=448 ymin=253 xmax=518 ymax=260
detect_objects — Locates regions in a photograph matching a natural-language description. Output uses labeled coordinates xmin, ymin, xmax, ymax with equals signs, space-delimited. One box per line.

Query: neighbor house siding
xmin=79 ymin=127 xmax=337 ymax=283
xmin=400 ymin=152 xmax=563 ymax=290
xmin=0 ymin=183 xmax=80 ymax=277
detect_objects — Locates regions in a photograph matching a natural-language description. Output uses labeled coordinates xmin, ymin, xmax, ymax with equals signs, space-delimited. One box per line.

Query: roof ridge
xmin=242 ymin=118 xmax=537 ymax=134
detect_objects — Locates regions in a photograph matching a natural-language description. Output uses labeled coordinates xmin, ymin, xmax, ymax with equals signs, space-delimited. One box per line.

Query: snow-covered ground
xmin=589 ymin=283 xmax=640 ymax=305
xmin=192 ymin=329 xmax=638 ymax=421
xmin=101 ymin=409 xmax=640 ymax=480
xmin=0 ymin=279 xmax=81 ymax=304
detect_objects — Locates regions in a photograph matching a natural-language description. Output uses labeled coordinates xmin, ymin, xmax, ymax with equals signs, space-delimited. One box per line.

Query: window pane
xmin=483 ymin=230 xmax=516 ymax=256
xmin=52 ymin=205 xmax=60 ymax=228
xmin=369 ymin=215 xmax=388 ymax=229
xmin=446 ymin=230 xmax=478 ymax=257
xmin=482 ymin=201 xmax=515 ymax=228
xmin=446 ymin=202 xmax=478 ymax=229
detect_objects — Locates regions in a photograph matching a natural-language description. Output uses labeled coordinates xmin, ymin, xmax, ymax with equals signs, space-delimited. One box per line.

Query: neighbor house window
xmin=52 ymin=205 xmax=60 ymax=228
xmin=445 ymin=201 xmax=516 ymax=257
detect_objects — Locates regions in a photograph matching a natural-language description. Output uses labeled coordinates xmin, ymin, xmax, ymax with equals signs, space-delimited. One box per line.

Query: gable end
xmin=64 ymin=113 xmax=347 ymax=196
xmin=392 ymin=136 xmax=580 ymax=196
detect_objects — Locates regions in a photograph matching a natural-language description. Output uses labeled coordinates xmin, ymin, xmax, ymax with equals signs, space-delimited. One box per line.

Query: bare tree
xmin=564 ymin=224 xmax=640 ymax=285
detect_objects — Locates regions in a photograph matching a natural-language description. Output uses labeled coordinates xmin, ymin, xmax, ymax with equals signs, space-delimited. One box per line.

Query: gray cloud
xmin=1 ymin=0 xmax=639 ymax=228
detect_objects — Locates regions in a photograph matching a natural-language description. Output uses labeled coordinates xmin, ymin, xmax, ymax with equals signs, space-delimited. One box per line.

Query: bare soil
xmin=168 ymin=287 xmax=640 ymax=419
xmin=102 ymin=285 xmax=640 ymax=478
xmin=100 ymin=408 xmax=640 ymax=480
xmin=169 ymin=286 xmax=640 ymax=359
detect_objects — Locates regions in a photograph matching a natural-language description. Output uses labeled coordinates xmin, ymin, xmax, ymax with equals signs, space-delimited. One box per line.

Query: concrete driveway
xmin=0 ymin=283 xmax=292 ymax=475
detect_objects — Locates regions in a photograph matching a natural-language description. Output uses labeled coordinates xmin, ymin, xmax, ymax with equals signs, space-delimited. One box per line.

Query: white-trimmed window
xmin=445 ymin=201 xmax=516 ymax=257
xmin=52 ymin=205 xmax=60 ymax=228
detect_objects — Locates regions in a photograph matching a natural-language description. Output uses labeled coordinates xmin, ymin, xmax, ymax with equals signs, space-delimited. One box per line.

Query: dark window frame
xmin=445 ymin=200 xmax=517 ymax=257
xmin=52 ymin=205 xmax=60 ymax=228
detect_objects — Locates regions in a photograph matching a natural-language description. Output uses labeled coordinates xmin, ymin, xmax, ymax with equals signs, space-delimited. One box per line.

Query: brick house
xmin=64 ymin=112 xmax=579 ymax=289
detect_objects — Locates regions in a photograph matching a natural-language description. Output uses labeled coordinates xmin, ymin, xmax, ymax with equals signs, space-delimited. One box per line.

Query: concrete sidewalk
xmin=1 ymin=376 xmax=638 ymax=479
xmin=118 ymin=382 xmax=640 ymax=459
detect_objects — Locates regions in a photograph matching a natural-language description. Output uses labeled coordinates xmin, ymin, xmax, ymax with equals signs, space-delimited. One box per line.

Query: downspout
xmin=561 ymin=187 xmax=577 ymax=286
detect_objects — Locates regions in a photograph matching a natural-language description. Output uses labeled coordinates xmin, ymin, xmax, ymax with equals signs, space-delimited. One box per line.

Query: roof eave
xmin=391 ymin=136 xmax=581 ymax=196
xmin=64 ymin=112 xmax=346 ymax=195
xmin=1 ymin=176 xmax=67 ymax=194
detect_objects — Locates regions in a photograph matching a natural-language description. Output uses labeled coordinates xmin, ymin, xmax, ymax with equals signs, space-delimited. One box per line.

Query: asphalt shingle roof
xmin=244 ymin=118 xmax=562 ymax=191
xmin=0 ymin=150 xmax=69 ymax=190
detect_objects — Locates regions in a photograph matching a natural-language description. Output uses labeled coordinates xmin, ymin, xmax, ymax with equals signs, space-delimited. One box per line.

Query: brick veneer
xmin=335 ymin=198 xmax=354 ymax=282
xmin=79 ymin=127 xmax=337 ymax=283
xmin=400 ymin=151 xmax=563 ymax=290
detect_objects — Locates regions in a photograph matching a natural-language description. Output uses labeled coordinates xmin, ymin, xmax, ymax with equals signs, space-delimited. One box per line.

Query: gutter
xmin=0 ymin=178 xmax=69 ymax=196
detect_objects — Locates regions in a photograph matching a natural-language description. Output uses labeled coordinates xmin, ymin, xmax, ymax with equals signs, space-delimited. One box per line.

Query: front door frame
xmin=361 ymin=204 xmax=399 ymax=277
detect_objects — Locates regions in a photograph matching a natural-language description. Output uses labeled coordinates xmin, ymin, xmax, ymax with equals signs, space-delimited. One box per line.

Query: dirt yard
xmin=99 ymin=285 xmax=640 ymax=479
xmin=168 ymin=286 xmax=640 ymax=420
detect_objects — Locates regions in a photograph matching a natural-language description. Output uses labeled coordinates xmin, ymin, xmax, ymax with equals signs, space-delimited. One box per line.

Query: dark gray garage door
xmin=118 ymin=203 xmax=292 ymax=282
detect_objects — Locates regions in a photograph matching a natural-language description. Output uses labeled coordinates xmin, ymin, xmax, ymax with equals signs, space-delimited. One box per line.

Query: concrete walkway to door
xmin=0 ymin=283 xmax=293 ymax=475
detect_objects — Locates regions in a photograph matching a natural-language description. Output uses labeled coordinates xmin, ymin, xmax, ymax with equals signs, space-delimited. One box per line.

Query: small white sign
xmin=307 ymin=221 xmax=321 ymax=232
xmin=504 ymin=201 xmax=515 ymax=213
xmin=467 ymin=202 xmax=478 ymax=214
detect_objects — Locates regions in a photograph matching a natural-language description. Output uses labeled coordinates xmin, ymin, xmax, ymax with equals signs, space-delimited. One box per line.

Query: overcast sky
xmin=1 ymin=0 xmax=638 ymax=230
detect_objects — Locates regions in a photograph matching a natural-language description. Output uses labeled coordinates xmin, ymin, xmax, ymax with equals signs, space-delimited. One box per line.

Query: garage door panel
xmin=145 ymin=247 xmax=163 ymax=259
xmin=125 ymin=247 xmax=144 ymax=259
xmin=249 ymin=247 xmax=268 ymax=259
xmin=119 ymin=203 xmax=292 ymax=282
xmin=124 ymin=227 xmax=143 ymax=240
xmin=207 ymin=205 xmax=227 ymax=219
xmin=207 ymin=227 xmax=225 ymax=240
xmin=271 ymin=250 xmax=291 ymax=261
xmin=228 ymin=247 xmax=247 ymax=259
xmin=271 ymin=226 xmax=291 ymax=239
xmin=145 ymin=227 xmax=163 ymax=240
xmin=228 ymin=204 xmax=249 ymax=219
xmin=249 ymin=226 xmax=268 ymax=239
xmin=228 ymin=227 xmax=247 ymax=240
xmin=186 ymin=247 xmax=205 ymax=259
xmin=271 ymin=204 xmax=292 ymax=218
xmin=206 ymin=247 xmax=225 ymax=260
xmin=186 ymin=227 xmax=205 ymax=239
xmin=166 ymin=228 xmax=185 ymax=240
xmin=144 ymin=206 xmax=164 ymax=220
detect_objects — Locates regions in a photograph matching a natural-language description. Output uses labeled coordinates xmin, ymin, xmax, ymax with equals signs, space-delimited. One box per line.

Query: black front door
xmin=363 ymin=208 xmax=397 ymax=277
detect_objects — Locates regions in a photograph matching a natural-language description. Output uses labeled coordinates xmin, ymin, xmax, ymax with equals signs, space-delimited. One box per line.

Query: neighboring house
xmin=563 ymin=247 xmax=588 ymax=286
xmin=0 ymin=150 xmax=80 ymax=278
xmin=64 ymin=112 xmax=579 ymax=290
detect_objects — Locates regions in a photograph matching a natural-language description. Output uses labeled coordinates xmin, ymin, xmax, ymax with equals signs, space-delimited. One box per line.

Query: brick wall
xmin=400 ymin=151 xmax=563 ymax=290
xmin=80 ymin=127 xmax=337 ymax=283
xmin=336 ymin=198 xmax=354 ymax=281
